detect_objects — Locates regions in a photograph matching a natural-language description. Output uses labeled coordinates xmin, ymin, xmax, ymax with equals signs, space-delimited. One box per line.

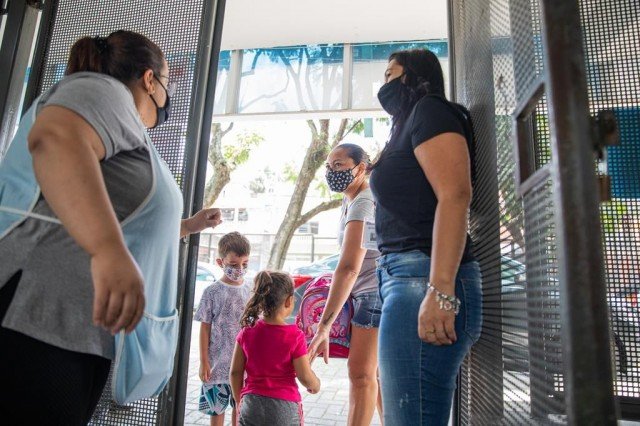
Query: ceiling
xmin=219 ymin=0 xmax=449 ymax=50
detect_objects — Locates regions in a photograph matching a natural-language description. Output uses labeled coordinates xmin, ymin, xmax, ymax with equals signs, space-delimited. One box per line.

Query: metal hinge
xmin=26 ymin=0 xmax=45 ymax=10
xmin=591 ymin=110 xmax=619 ymax=203
xmin=592 ymin=110 xmax=619 ymax=153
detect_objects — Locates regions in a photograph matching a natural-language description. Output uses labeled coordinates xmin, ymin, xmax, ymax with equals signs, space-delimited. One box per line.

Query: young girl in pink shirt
xmin=230 ymin=271 xmax=321 ymax=425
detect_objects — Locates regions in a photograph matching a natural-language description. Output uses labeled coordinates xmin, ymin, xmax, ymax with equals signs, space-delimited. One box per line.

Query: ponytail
xmin=65 ymin=37 xmax=107 ymax=75
xmin=239 ymin=271 xmax=294 ymax=327
xmin=240 ymin=271 xmax=271 ymax=327
xmin=66 ymin=31 xmax=165 ymax=86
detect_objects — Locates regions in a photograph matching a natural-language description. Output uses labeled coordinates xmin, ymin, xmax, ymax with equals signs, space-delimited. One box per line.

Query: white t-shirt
xmin=194 ymin=280 xmax=252 ymax=384
xmin=337 ymin=187 xmax=380 ymax=295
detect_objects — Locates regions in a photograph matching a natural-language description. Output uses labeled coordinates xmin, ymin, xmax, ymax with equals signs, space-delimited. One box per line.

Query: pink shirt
xmin=236 ymin=320 xmax=308 ymax=402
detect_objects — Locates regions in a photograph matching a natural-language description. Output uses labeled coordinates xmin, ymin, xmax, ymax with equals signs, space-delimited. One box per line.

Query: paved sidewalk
xmin=184 ymin=321 xmax=382 ymax=426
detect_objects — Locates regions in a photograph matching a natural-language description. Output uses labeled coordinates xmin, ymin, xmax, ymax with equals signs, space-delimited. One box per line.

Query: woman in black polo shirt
xmin=369 ymin=49 xmax=482 ymax=426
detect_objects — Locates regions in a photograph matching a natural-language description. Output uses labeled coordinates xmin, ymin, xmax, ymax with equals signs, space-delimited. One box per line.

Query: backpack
xmin=296 ymin=273 xmax=353 ymax=358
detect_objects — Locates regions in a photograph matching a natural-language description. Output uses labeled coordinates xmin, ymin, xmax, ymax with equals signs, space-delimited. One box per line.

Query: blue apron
xmin=0 ymin=98 xmax=183 ymax=404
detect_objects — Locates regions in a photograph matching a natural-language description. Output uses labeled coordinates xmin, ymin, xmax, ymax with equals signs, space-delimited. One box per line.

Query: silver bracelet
xmin=428 ymin=283 xmax=461 ymax=315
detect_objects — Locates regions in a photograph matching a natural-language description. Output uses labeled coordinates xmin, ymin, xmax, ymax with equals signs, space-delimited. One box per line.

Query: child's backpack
xmin=296 ymin=273 xmax=353 ymax=358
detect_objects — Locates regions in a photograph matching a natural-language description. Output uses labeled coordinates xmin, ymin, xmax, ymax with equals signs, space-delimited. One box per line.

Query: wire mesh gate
xmin=583 ymin=0 xmax=640 ymax=417
xmin=8 ymin=0 xmax=637 ymax=424
xmin=22 ymin=0 xmax=221 ymax=424
xmin=452 ymin=0 xmax=638 ymax=424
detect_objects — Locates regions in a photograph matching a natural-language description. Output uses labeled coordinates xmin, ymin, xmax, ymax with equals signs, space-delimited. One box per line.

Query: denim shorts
xmin=351 ymin=290 xmax=382 ymax=329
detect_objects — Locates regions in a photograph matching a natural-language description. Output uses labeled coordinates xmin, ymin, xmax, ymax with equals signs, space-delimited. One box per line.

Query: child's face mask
xmin=222 ymin=264 xmax=247 ymax=281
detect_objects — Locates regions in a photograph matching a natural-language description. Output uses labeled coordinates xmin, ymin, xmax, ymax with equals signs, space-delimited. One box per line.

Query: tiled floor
xmin=89 ymin=322 xmax=640 ymax=425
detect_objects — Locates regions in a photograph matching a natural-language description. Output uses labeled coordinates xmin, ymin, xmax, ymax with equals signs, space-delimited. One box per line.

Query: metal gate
xmin=452 ymin=0 xmax=639 ymax=424
xmin=3 ymin=0 xmax=638 ymax=424
xmin=0 ymin=0 xmax=225 ymax=424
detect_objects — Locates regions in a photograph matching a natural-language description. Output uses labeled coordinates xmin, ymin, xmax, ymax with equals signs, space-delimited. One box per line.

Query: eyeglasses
xmin=156 ymin=74 xmax=177 ymax=97
xmin=326 ymin=164 xmax=355 ymax=172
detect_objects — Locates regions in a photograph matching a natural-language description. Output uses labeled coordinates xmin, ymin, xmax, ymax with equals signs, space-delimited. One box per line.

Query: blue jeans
xmin=377 ymin=250 xmax=482 ymax=426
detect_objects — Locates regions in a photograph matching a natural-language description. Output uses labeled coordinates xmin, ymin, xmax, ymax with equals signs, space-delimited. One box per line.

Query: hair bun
xmin=93 ymin=36 xmax=108 ymax=54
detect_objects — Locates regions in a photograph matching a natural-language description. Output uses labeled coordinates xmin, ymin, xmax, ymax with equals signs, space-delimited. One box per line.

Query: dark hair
xmin=218 ymin=232 xmax=251 ymax=258
xmin=387 ymin=49 xmax=445 ymax=135
xmin=240 ymin=271 xmax=294 ymax=327
xmin=65 ymin=30 xmax=165 ymax=86
xmin=334 ymin=143 xmax=370 ymax=167
xmin=370 ymin=49 xmax=450 ymax=170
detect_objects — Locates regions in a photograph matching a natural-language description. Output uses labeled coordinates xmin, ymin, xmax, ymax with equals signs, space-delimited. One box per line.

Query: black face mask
xmin=150 ymin=77 xmax=171 ymax=128
xmin=326 ymin=167 xmax=355 ymax=193
xmin=377 ymin=77 xmax=407 ymax=117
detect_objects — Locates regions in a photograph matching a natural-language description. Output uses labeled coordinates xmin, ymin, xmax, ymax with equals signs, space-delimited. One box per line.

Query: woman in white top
xmin=308 ymin=143 xmax=383 ymax=426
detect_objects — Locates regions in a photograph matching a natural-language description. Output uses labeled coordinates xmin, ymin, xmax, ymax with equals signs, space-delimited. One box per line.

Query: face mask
xmin=223 ymin=264 xmax=247 ymax=281
xmin=326 ymin=166 xmax=355 ymax=193
xmin=377 ymin=77 xmax=406 ymax=117
xmin=150 ymin=76 xmax=171 ymax=128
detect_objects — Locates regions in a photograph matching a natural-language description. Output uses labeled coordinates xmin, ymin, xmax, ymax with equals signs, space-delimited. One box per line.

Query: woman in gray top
xmin=0 ymin=31 xmax=220 ymax=424
xmin=308 ymin=143 xmax=383 ymax=426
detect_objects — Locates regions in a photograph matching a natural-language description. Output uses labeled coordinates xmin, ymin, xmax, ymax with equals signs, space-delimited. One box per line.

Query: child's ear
xmin=216 ymin=258 xmax=223 ymax=268
xmin=285 ymin=295 xmax=294 ymax=308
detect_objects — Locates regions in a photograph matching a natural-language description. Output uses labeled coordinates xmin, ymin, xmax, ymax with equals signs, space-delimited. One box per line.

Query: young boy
xmin=195 ymin=232 xmax=252 ymax=426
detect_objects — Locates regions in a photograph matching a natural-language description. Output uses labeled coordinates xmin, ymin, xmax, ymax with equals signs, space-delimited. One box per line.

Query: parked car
xmin=500 ymin=259 xmax=639 ymax=378
xmin=194 ymin=262 xmax=218 ymax=310
xmin=287 ymin=254 xmax=340 ymax=323
xmin=291 ymin=254 xmax=340 ymax=287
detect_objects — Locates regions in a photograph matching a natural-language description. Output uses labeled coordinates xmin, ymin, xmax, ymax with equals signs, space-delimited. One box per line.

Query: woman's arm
xmin=229 ymin=343 xmax=246 ymax=403
xmin=414 ymin=132 xmax=472 ymax=345
xmin=28 ymin=105 xmax=144 ymax=335
xmin=180 ymin=208 xmax=222 ymax=238
xmin=199 ymin=322 xmax=212 ymax=382
xmin=308 ymin=220 xmax=367 ymax=363
xmin=293 ymin=354 xmax=321 ymax=394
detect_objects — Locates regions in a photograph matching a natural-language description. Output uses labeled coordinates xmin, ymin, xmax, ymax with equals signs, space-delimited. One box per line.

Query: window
xmin=196 ymin=267 xmax=215 ymax=282
xmin=239 ymin=45 xmax=344 ymax=113
xmin=221 ymin=208 xmax=235 ymax=221
xmin=238 ymin=208 xmax=249 ymax=221
xmin=213 ymin=51 xmax=232 ymax=114
xmin=351 ymin=41 xmax=449 ymax=109
xmin=213 ymin=40 xmax=450 ymax=115
xmin=309 ymin=222 xmax=319 ymax=234
xmin=297 ymin=221 xmax=319 ymax=235
xmin=326 ymin=256 xmax=339 ymax=270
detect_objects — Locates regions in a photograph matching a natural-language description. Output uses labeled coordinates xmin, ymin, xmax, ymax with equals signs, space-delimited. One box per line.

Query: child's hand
xmin=199 ymin=361 xmax=212 ymax=382
xmin=306 ymin=379 xmax=321 ymax=394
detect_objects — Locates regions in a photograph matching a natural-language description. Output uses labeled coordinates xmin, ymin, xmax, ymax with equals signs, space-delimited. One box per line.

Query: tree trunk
xmin=266 ymin=118 xmax=363 ymax=269
xmin=267 ymin=120 xmax=332 ymax=269
xmin=203 ymin=166 xmax=230 ymax=207
xmin=203 ymin=123 xmax=233 ymax=207
xmin=296 ymin=199 xmax=342 ymax=228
